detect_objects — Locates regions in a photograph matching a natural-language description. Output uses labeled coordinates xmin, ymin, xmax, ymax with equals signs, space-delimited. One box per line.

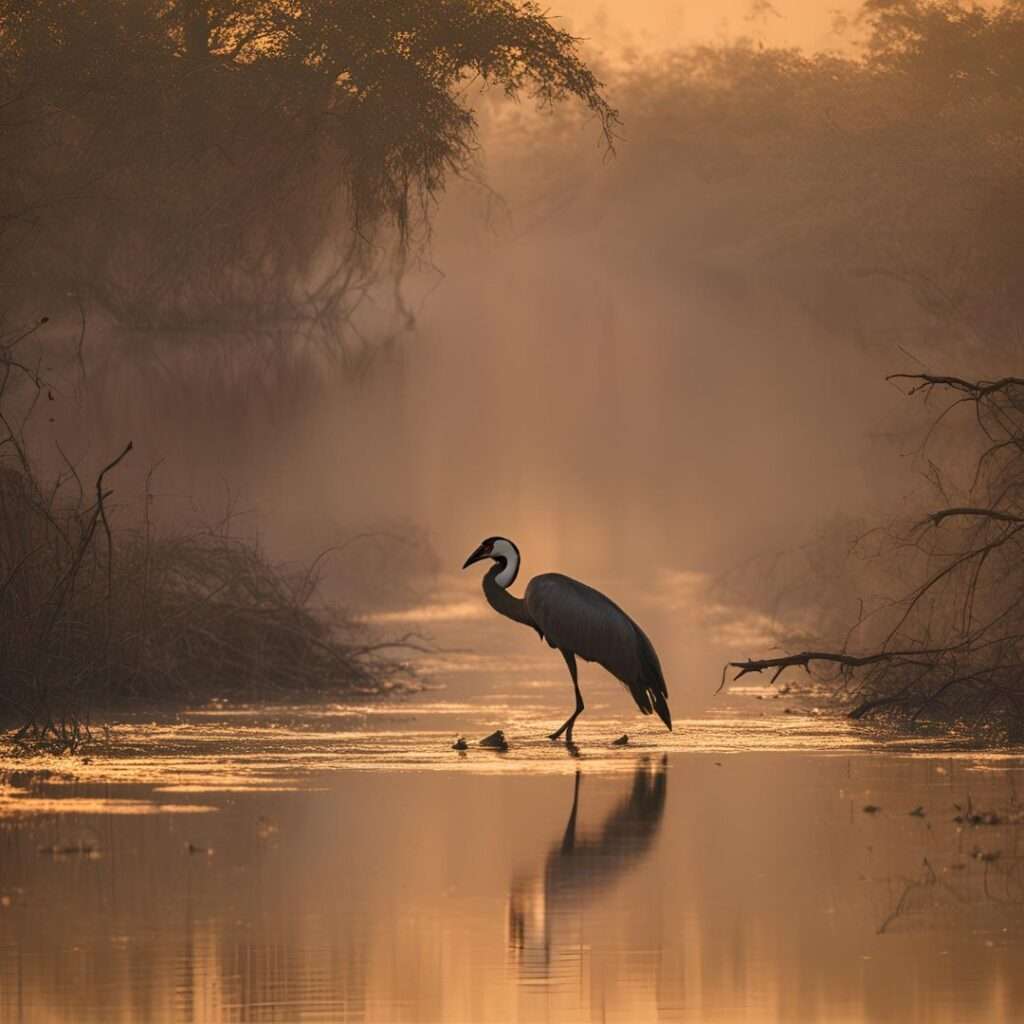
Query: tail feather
xmin=651 ymin=687 xmax=672 ymax=731
xmin=634 ymin=627 xmax=672 ymax=732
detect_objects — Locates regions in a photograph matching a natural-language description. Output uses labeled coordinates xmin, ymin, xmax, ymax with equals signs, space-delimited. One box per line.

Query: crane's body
xmin=463 ymin=537 xmax=672 ymax=744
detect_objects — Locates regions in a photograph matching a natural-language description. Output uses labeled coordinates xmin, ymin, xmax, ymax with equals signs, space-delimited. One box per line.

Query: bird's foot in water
xmin=549 ymin=720 xmax=580 ymax=744
xmin=549 ymin=726 xmax=579 ymax=751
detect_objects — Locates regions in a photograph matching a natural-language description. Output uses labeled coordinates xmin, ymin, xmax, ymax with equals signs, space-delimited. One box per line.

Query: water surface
xmin=1 ymin=577 xmax=1023 ymax=1023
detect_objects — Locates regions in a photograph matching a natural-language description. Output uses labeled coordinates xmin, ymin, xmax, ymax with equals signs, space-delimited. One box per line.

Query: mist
xmin=236 ymin=62 xmax=919 ymax=586
xmin=7 ymin=0 xmax=1023 ymax=676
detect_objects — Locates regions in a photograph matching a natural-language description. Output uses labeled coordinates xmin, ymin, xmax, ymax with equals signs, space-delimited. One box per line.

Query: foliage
xmin=0 ymin=0 xmax=614 ymax=339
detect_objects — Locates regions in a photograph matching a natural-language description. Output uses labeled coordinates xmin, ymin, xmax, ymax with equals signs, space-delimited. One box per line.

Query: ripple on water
xmin=3 ymin=695 xmax=1022 ymax=810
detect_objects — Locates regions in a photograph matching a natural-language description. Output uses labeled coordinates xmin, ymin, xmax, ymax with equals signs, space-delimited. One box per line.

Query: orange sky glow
xmin=552 ymin=0 xmax=864 ymax=56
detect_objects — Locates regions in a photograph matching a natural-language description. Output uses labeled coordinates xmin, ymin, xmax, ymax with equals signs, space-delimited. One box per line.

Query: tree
xmin=699 ymin=3 xmax=1024 ymax=734
xmin=0 ymin=0 xmax=615 ymax=342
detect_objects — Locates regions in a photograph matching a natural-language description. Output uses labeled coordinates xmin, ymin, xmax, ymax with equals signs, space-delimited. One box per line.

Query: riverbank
xmin=0 ymin=460 xmax=418 ymax=752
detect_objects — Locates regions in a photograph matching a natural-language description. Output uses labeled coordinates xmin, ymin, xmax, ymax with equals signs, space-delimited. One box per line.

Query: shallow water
xmin=1 ymin=576 xmax=1023 ymax=1022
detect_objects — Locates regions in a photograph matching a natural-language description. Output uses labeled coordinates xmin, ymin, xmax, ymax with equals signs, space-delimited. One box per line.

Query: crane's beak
xmin=462 ymin=544 xmax=488 ymax=569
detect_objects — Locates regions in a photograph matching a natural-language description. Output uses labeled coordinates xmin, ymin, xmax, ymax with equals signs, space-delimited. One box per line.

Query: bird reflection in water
xmin=508 ymin=756 xmax=668 ymax=979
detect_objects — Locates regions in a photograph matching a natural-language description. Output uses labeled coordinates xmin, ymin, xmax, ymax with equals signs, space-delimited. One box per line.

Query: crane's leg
xmin=549 ymin=650 xmax=584 ymax=743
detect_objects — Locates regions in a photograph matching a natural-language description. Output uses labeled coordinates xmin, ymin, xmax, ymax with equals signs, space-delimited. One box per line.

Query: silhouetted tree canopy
xmin=0 ymin=0 xmax=614 ymax=335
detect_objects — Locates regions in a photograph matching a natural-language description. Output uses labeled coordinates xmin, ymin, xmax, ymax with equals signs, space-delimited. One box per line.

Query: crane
xmin=462 ymin=536 xmax=672 ymax=744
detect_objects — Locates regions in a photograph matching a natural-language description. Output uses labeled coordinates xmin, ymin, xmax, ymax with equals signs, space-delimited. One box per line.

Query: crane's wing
xmin=525 ymin=574 xmax=671 ymax=730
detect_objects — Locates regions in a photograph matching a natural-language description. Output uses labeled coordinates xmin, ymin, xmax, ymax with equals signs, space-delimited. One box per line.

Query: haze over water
xmin=246 ymin=0 xmax=891 ymax=588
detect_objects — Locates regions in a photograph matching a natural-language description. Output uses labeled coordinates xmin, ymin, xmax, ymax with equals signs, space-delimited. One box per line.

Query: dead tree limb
xmin=721 ymin=371 xmax=1024 ymax=733
xmin=718 ymin=649 xmax=933 ymax=693
xmin=887 ymin=374 xmax=1024 ymax=398
xmin=95 ymin=441 xmax=133 ymax=597
xmin=919 ymin=507 xmax=1024 ymax=528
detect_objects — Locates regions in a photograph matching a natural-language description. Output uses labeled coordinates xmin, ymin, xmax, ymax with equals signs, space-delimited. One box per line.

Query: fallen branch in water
xmin=720 ymin=649 xmax=915 ymax=691
xmin=718 ymin=648 xmax=955 ymax=719
xmin=719 ymin=372 xmax=1024 ymax=735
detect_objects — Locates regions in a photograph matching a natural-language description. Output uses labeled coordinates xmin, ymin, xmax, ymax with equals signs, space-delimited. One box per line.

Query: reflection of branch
xmin=877 ymin=859 xmax=937 ymax=935
xmin=878 ymin=849 xmax=1024 ymax=935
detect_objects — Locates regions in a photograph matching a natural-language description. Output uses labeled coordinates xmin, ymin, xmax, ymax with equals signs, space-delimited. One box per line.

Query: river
xmin=1 ymin=574 xmax=1022 ymax=1022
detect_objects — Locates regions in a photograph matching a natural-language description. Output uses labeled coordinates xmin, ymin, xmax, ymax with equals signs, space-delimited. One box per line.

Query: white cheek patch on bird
xmin=494 ymin=559 xmax=518 ymax=588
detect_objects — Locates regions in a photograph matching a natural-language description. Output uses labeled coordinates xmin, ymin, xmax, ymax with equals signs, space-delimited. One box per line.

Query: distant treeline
xmin=491 ymin=0 xmax=1024 ymax=369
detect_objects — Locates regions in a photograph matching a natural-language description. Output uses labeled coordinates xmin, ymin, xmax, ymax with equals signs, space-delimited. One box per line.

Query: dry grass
xmin=0 ymin=323 xmax=416 ymax=753
xmin=0 ymin=473 xmax=417 ymax=752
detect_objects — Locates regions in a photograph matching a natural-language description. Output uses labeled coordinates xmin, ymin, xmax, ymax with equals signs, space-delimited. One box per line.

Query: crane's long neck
xmin=483 ymin=562 xmax=534 ymax=628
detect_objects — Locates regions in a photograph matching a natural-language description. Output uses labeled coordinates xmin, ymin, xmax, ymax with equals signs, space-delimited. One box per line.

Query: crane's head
xmin=462 ymin=536 xmax=520 ymax=587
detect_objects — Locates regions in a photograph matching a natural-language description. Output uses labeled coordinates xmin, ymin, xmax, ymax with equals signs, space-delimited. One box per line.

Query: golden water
xmin=1 ymin=577 xmax=1022 ymax=1022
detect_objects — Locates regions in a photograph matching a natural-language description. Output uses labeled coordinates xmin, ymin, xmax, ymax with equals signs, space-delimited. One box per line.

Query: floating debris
xmin=953 ymin=795 xmax=1022 ymax=827
xmin=956 ymin=810 xmax=1006 ymax=826
xmin=451 ymin=737 xmax=469 ymax=751
xmin=186 ymin=842 xmax=214 ymax=856
xmin=612 ymin=734 xmax=629 ymax=746
xmin=255 ymin=816 xmax=278 ymax=839
xmin=38 ymin=841 xmax=98 ymax=857
xmin=971 ymin=847 xmax=1001 ymax=864
xmin=479 ymin=730 xmax=509 ymax=751
xmin=863 ymin=804 xmax=881 ymax=815
xmin=4 ymin=770 xmax=54 ymax=789
xmin=909 ymin=806 xmax=926 ymax=818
